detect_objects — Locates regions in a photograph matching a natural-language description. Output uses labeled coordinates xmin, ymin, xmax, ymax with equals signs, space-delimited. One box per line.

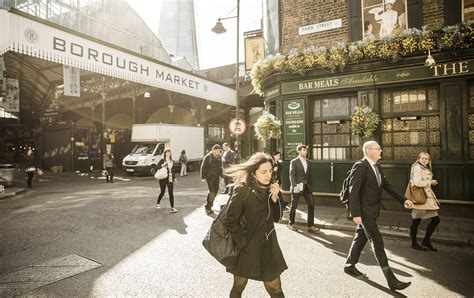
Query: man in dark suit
xmin=221 ymin=142 xmax=236 ymax=186
xmin=288 ymin=144 xmax=319 ymax=233
xmin=344 ymin=141 xmax=414 ymax=292
xmin=201 ymin=144 xmax=223 ymax=214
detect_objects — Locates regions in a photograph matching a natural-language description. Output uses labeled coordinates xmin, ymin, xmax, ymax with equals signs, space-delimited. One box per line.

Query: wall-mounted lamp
xmin=425 ymin=49 xmax=436 ymax=67
xmin=144 ymin=92 xmax=151 ymax=98
xmin=206 ymin=104 xmax=212 ymax=110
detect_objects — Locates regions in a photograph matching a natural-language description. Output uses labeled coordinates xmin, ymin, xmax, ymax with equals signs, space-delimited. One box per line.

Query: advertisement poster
xmin=63 ymin=65 xmax=81 ymax=97
xmin=4 ymin=78 xmax=20 ymax=112
xmin=244 ymin=35 xmax=264 ymax=71
xmin=283 ymin=99 xmax=306 ymax=160
xmin=362 ymin=0 xmax=407 ymax=40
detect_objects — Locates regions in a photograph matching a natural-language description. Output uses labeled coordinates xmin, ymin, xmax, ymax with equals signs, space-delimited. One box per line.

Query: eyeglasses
xmin=368 ymin=147 xmax=382 ymax=151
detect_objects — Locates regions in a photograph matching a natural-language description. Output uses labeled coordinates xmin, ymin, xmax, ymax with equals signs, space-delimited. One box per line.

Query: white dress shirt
xmin=299 ymin=156 xmax=308 ymax=173
xmin=365 ymin=157 xmax=381 ymax=186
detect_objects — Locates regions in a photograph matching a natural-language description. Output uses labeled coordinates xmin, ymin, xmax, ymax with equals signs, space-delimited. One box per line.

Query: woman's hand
xmin=431 ymin=179 xmax=438 ymax=186
xmin=270 ymin=182 xmax=280 ymax=203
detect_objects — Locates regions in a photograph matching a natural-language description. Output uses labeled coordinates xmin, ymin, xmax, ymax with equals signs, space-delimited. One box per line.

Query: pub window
xmin=468 ymin=85 xmax=474 ymax=159
xmin=381 ymin=87 xmax=441 ymax=160
xmin=312 ymin=96 xmax=360 ymax=160
xmin=463 ymin=0 xmax=474 ymax=22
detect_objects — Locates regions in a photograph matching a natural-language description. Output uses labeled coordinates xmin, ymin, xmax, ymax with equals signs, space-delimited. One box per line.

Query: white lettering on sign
xmin=298 ymin=19 xmax=343 ymax=35
xmin=430 ymin=61 xmax=470 ymax=77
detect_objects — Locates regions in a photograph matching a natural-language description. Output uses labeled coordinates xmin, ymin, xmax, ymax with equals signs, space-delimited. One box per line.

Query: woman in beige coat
xmin=409 ymin=152 xmax=440 ymax=251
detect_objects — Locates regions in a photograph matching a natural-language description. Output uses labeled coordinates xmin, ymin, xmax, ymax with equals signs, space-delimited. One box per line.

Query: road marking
xmin=0 ymin=254 xmax=102 ymax=296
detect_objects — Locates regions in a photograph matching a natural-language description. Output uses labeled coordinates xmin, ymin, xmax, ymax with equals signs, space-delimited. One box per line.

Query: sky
xmin=127 ymin=0 xmax=262 ymax=70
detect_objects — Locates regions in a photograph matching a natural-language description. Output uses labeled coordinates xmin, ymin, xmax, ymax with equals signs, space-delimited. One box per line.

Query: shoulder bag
xmin=202 ymin=188 xmax=246 ymax=267
xmin=154 ymin=166 xmax=168 ymax=180
xmin=404 ymin=181 xmax=427 ymax=204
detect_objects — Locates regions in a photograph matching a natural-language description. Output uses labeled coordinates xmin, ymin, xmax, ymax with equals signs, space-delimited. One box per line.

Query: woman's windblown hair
xmin=224 ymin=152 xmax=274 ymax=185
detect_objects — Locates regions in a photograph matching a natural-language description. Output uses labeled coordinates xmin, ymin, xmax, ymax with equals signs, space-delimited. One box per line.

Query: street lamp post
xmin=212 ymin=0 xmax=241 ymax=160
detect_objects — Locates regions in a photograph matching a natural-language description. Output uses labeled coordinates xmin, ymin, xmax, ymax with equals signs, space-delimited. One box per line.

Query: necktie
xmin=374 ymin=163 xmax=382 ymax=186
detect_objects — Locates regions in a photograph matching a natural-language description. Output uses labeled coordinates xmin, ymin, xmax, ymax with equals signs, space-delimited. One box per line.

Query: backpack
xmin=340 ymin=160 xmax=365 ymax=205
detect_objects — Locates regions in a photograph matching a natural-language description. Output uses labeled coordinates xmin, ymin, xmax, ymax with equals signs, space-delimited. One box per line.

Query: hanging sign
xmin=63 ymin=65 xmax=80 ymax=97
xmin=4 ymin=78 xmax=19 ymax=112
xmin=229 ymin=118 xmax=247 ymax=136
xmin=283 ymin=99 xmax=305 ymax=160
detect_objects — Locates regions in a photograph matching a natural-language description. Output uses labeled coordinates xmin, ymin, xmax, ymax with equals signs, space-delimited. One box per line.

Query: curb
xmin=279 ymin=218 xmax=471 ymax=248
xmin=0 ymin=187 xmax=26 ymax=200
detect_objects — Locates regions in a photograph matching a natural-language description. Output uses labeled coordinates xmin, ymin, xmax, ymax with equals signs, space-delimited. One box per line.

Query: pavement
xmin=3 ymin=169 xmax=473 ymax=250
xmin=281 ymin=200 xmax=474 ymax=248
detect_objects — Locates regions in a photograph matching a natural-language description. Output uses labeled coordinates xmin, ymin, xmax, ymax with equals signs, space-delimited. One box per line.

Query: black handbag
xmin=202 ymin=190 xmax=246 ymax=267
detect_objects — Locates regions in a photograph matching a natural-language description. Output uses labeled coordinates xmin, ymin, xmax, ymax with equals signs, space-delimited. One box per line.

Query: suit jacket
xmin=222 ymin=149 xmax=236 ymax=168
xmin=289 ymin=157 xmax=312 ymax=191
xmin=349 ymin=158 xmax=405 ymax=219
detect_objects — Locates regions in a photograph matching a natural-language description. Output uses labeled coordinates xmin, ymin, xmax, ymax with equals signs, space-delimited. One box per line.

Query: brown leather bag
xmin=405 ymin=181 xmax=427 ymax=204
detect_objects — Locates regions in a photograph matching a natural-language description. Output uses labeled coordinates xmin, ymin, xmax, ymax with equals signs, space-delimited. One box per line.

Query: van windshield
xmin=131 ymin=144 xmax=155 ymax=155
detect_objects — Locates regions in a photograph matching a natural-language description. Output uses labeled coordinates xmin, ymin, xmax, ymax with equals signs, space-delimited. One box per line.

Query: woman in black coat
xmin=224 ymin=153 xmax=287 ymax=297
xmin=155 ymin=148 xmax=177 ymax=213
xmin=21 ymin=149 xmax=37 ymax=188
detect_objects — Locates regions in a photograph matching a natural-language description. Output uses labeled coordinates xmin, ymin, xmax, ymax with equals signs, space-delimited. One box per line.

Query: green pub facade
xmin=259 ymin=0 xmax=474 ymax=205
xmin=263 ymin=52 xmax=474 ymax=203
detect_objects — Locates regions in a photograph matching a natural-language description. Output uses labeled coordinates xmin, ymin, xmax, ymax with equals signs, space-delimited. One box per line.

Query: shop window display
xmin=312 ymin=96 xmax=359 ymax=160
xmin=381 ymin=87 xmax=441 ymax=160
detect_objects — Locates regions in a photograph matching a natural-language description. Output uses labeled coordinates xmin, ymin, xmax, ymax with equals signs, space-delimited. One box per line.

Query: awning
xmin=0 ymin=8 xmax=236 ymax=106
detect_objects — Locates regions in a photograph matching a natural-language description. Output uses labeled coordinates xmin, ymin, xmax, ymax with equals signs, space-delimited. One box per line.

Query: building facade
xmin=258 ymin=0 xmax=473 ymax=203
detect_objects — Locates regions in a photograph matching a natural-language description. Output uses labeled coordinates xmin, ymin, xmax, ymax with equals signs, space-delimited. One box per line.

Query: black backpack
xmin=340 ymin=160 xmax=365 ymax=205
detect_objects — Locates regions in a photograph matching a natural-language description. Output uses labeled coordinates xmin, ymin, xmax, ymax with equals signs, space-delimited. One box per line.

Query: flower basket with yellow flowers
xmin=351 ymin=106 xmax=380 ymax=138
xmin=254 ymin=113 xmax=282 ymax=141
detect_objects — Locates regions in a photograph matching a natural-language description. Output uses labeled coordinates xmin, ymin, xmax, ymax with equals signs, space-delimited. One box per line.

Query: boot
xmin=421 ymin=239 xmax=437 ymax=251
xmin=382 ymin=266 xmax=411 ymax=291
xmin=411 ymin=232 xmax=427 ymax=251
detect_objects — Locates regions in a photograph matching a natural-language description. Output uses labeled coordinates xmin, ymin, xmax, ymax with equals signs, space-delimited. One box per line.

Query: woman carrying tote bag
xmin=409 ymin=152 xmax=440 ymax=251
xmin=155 ymin=148 xmax=178 ymax=213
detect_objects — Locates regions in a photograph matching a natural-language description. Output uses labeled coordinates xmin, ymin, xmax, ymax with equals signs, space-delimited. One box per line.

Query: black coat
xmin=349 ymin=158 xmax=406 ymax=219
xmin=222 ymin=149 xmax=236 ymax=168
xmin=21 ymin=154 xmax=36 ymax=170
xmin=272 ymin=160 xmax=282 ymax=185
xmin=157 ymin=158 xmax=175 ymax=181
xmin=200 ymin=152 xmax=223 ymax=180
xmin=224 ymin=181 xmax=287 ymax=282
xmin=289 ymin=157 xmax=312 ymax=190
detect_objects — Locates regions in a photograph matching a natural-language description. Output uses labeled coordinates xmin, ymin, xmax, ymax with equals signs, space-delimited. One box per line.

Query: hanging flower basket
xmin=254 ymin=113 xmax=282 ymax=141
xmin=351 ymin=106 xmax=380 ymax=138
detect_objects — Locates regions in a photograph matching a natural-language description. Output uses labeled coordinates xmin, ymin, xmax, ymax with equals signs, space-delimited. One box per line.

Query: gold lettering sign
xmin=430 ymin=61 xmax=470 ymax=77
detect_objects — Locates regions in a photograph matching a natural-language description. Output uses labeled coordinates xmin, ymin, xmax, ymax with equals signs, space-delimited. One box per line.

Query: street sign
xmin=229 ymin=118 xmax=246 ymax=136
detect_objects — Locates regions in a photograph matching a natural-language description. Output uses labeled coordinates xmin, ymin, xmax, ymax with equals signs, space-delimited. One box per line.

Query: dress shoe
xmin=388 ymin=280 xmax=412 ymax=291
xmin=422 ymin=240 xmax=437 ymax=251
xmin=344 ymin=265 xmax=367 ymax=278
xmin=307 ymin=226 xmax=320 ymax=233
xmin=411 ymin=243 xmax=428 ymax=251
xmin=287 ymin=224 xmax=298 ymax=231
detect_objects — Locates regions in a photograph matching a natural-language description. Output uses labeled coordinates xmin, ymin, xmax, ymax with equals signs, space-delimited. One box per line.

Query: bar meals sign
xmin=0 ymin=10 xmax=236 ymax=105
xmin=281 ymin=60 xmax=474 ymax=95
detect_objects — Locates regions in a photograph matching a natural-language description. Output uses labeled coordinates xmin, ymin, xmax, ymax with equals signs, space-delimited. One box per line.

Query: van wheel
xmin=188 ymin=163 xmax=194 ymax=172
xmin=150 ymin=165 xmax=157 ymax=176
xmin=127 ymin=172 xmax=134 ymax=176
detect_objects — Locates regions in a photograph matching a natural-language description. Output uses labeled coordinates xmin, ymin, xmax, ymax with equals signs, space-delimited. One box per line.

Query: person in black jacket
xmin=155 ymin=148 xmax=178 ymax=213
xmin=222 ymin=142 xmax=236 ymax=186
xmin=200 ymin=144 xmax=223 ymax=214
xmin=344 ymin=141 xmax=414 ymax=292
xmin=224 ymin=152 xmax=286 ymax=297
xmin=21 ymin=149 xmax=37 ymax=188
xmin=288 ymin=144 xmax=319 ymax=233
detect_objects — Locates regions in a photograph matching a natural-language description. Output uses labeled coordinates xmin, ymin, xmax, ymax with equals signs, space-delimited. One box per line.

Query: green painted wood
xmin=443 ymin=84 xmax=463 ymax=160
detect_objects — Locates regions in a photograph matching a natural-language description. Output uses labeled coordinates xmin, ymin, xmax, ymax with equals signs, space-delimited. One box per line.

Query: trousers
xmin=345 ymin=218 xmax=388 ymax=268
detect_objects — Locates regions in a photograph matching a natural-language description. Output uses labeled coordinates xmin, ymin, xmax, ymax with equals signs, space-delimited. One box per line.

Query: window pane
xmin=322 ymin=97 xmax=349 ymax=117
xmin=313 ymin=100 xmax=321 ymax=118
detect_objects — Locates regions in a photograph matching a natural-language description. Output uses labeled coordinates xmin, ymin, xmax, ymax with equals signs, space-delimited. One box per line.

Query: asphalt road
xmin=1 ymin=171 xmax=473 ymax=297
